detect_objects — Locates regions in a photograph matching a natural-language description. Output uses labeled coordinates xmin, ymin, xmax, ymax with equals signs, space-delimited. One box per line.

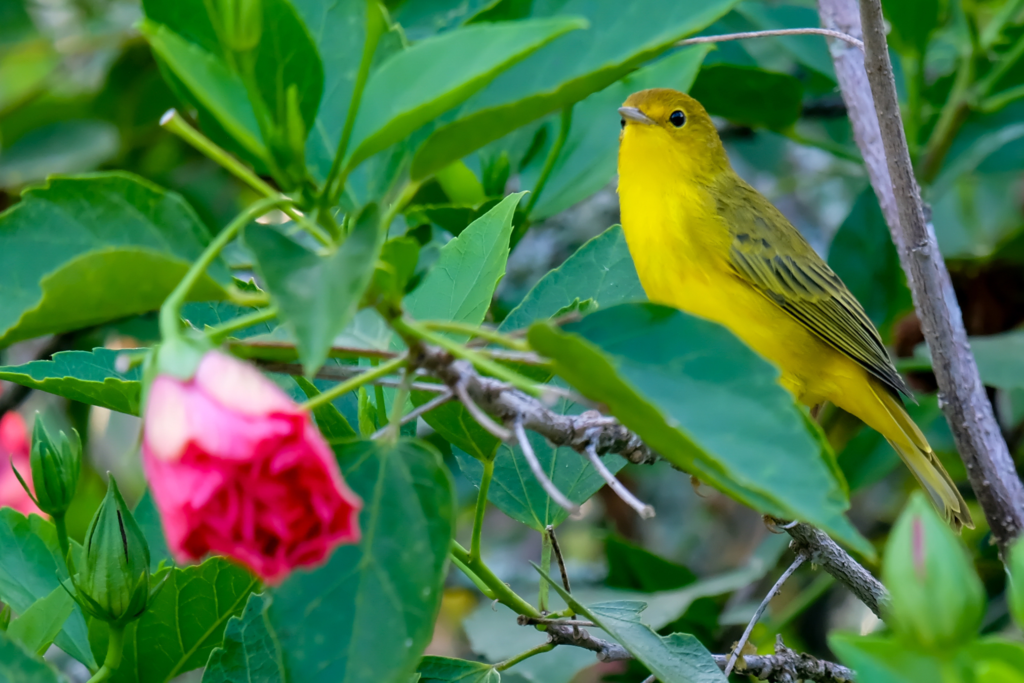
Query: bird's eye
xmin=620 ymin=118 xmax=626 ymax=129
xmin=669 ymin=110 xmax=686 ymax=127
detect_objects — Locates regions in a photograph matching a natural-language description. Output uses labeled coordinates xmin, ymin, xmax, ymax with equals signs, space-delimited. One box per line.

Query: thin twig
xmin=457 ymin=381 xmax=513 ymax=441
xmin=514 ymin=419 xmax=578 ymax=514
xmin=371 ymin=390 xmax=454 ymax=439
xmin=585 ymin=441 xmax=655 ymax=519
xmin=545 ymin=525 xmax=572 ymax=595
xmin=724 ymin=551 xmax=808 ymax=676
xmin=677 ymin=28 xmax=863 ymax=50
xmin=517 ymin=616 xmax=595 ymax=627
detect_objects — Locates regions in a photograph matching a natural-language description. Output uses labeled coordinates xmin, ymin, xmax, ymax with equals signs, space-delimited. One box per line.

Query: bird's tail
xmin=871 ymin=383 xmax=974 ymax=531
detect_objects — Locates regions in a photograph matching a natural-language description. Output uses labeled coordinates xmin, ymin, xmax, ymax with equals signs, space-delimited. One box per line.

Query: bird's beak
xmin=618 ymin=106 xmax=654 ymax=125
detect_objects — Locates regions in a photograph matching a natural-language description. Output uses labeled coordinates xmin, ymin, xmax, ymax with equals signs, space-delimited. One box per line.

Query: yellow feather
xmin=617 ymin=88 xmax=972 ymax=530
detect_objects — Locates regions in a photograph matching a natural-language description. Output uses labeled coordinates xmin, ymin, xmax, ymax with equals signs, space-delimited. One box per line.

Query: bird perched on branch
xmin=616 ymin=88 xmax=972 ymax=530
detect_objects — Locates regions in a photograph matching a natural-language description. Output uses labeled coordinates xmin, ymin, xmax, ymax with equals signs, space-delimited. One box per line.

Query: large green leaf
xmin=202 ymin=593 xmax=284 ymax=683
xmin=828 ymin=189 xmax=912 ymax=338
xmin=133 ymin=492 xmax=175 ymax=572
xmin=406 ymin=192 xmax=524 ymax=324
xmin=528 ymin=303 xmax=870 ymax=556
xmin=411 ymin=0 xmax=739 ymax=179
xmin=522 ymin=46 xmax=708 ymax=220
xmin=688 ymin=63 xmax=803 ymax=130
xmin=0 ymin=510 xmax=96 ymax=669
xmin=6 ymin=587 xmax=77 ymax=657
xmin=500 ymin=225 xmax=644 ymax=331
xmin=266 ymin=439 xmax=455 ymax=683
xmin=829 ymin=633 xmax=943 ymax=683
xmin=141 ymin=0 xmax=220 ymax=55
xmin=416 ymin=657 xmax=499 ymax=683
xmin=91 ymin=558 xmax=258 ymax=683
xmin=0 ymin=349 xmax=142 ymax=415
xmin=0 ymin=173 xmax=228 ymax=345
xmin=0 ymin=630 xmax=65 ymax=683
xmin=245 ymin=205 xmax=383 ymax=374
xmin=345 ymin=18 xmax=586 ymax=170
xmin=141 ymin=20 xmax=266 ymax=160
xmin=543 ymin=577 xmax=726 ymax=683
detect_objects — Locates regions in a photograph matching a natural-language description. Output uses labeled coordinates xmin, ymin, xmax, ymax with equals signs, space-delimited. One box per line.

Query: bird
xmin=616 ymin=88 xmax=972 ymax=530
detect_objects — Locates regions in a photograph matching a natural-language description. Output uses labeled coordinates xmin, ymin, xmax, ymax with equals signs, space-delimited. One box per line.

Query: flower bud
xmin=882 ymin=492 xmax=984 ymax=650
xmin=28 ymin=415 xmax=81 ymax=517
xmin=219 ymin=0 xmax=262 ymax=53
xmin=70 ymin=477 xmax=153 ymax=626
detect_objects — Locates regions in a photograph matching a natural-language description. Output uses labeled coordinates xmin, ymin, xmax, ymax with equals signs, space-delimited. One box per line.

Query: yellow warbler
xmin=617 ymin=88 xmax=972 ymax=530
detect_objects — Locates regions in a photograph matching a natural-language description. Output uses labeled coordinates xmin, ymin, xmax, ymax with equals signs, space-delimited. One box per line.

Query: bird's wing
xmin=717 ymin=179 xmax=909 ymax=398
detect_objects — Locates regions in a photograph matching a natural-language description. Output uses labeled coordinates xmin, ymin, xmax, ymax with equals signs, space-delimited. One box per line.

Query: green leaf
xmin=688 ymin=63 xmax=803 ymax=130
xmin=0 ymin=172 xmax=228 ymax=345
xmin=417 ymin=657 xmax=499 ymax=683
xmin=732 ymin=3 xmax=836 ymax=80
xmin=184 ymin=300 xmax=278 ymax=340
xmin=93 ymin=558 xmax=258 ymax=683
xmin=0 ymin=349 xmax=142 ymax=416
xmin=829 ymin=633 xmax=945 ymax=683
xmin=291 ymin=0 xmax=389 ymax=181
xmin=252 ymin=0 xmax=324 ymax=140
xmin=140 ymin=20 xmax=266 ymax=160
xmin=0 ymin=121 xmax=119 ymax=189
xmin=266 ymin=439 xmax=455 ymax=683
xmin=133 ymin=492 xmax=174 ymax=573
xmin=141 ymin=0 xmax=221 ymax=54
xmin=882 ymin=0 xmax=945 ymax=56
xmin=406 ymin=192 xmax=524 ymax=324
xmin=528 ymin=303 xmax=871 ymax=556
xmin=411 ymin=0 xmax=739 ymax=179
xmin=415 ymin=391 xmax=500 ymax=461
xmin=294 ymin=377 xmax=358 ymax=440
xmin=522 ymin=46 xmax=708 ymax=220
xmin=605 ymin=535 xmax=697 ymax=593
xmin=929 ymin=123 xmax=1024 ymax=199
xmin=6 ymin=586 xmax=76 ymax=657
xmin=828 ymin=189 xmax=912 ymax=338
xmin=0 ymin=630 xmax=65 ymax=683
xmin=393 ymin=0 xmax=501 ymax=40
xmin=541 ymin=577 xmax=726 ymax=683
xmin=202 ymin=593 xmax=285 ymax=683
xmin=346 ymin=18 xmax=587 ymax=170
xmin=0 ymin=509 xmax=96 ymax=669
xmin=245 ymin=204 xmax=384 ymax=374
xmin=500 ymin=225 xmax=644 ymax=332
xmin=455 ymin=417 xmax=626 ymax=530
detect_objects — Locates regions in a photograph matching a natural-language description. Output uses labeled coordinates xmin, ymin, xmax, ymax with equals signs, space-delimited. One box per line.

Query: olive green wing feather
xmin=716 ymin=180 xmax=909 ymax=398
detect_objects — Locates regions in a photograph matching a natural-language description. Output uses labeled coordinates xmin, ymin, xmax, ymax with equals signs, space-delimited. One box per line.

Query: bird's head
xmin=618 ymin=88 xmax=729 ymax=180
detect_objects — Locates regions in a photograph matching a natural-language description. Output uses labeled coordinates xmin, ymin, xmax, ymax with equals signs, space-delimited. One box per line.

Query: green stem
xmin=471 ymin=458 xmax=494 ymax=562
xmin=904 ymin=52 xmax=923 ymax=155
xmin=523 ymin=106 xmax=573 ymax=220
xmin=392 ymin=317 xmax=542 ymax=397
xmin=538 ymin=532 xmax=552 ymax=613
xmin=975 ymin=32 xmax=1024 ymax=101
xmin=160 ymin=196 xmax=288 ymax=340
xmin=981 ymin=0 xmax=1024 ymax=50
xmin=922 ymin=49 xmax=975 ymax=183
xmin=980 ymin=83 xmax=1024 ymax=112
xmin=301 ymin=355 xmax=406 ymax=411
xmin=160 ymin=110 xmax=331 ymax=247
xmin=54 ymin=514 xmax=70 ymax=563
xmin=380 ymin=180 xmax=423 ymax=237
xmin=451 ymin=541 xmax=542 ymax=618
xmin=226 ymin=285 xmax=271 ymax=308
xmin=495 ymin=642 xmax=555 ymax=672
xmin=371 ymin=358 xmax=387 ymax=429
xmin=386 ymin=369 xmax=412 ymax=441
xmin=423 ymin=320 xmax=530 ymax=351
xmin=205 ymin=306 xmax=278 ymax=344
xmin=450 ymin=553 xmax=496 ymax=599
xmin=86 ymin=624 xmax=125 ymax=683
xmin=321 ymin=7 xmax=386 ymax=210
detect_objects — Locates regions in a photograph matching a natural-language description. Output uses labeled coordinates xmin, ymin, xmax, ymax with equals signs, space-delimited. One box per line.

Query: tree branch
xmin=541 ymin=623 xmax=854 ymax=682
xmin=784 ymin=522 xmax=887 ymax=618
xmin=818 ymin=0 xmax=1024 ymax=555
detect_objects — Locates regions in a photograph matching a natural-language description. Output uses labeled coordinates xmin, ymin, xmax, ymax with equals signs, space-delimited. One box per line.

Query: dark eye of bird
xmin=620 ymin=118 xmax=626 ymax=129
xmin=669 ymin=110 xmax=686 ymax=127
